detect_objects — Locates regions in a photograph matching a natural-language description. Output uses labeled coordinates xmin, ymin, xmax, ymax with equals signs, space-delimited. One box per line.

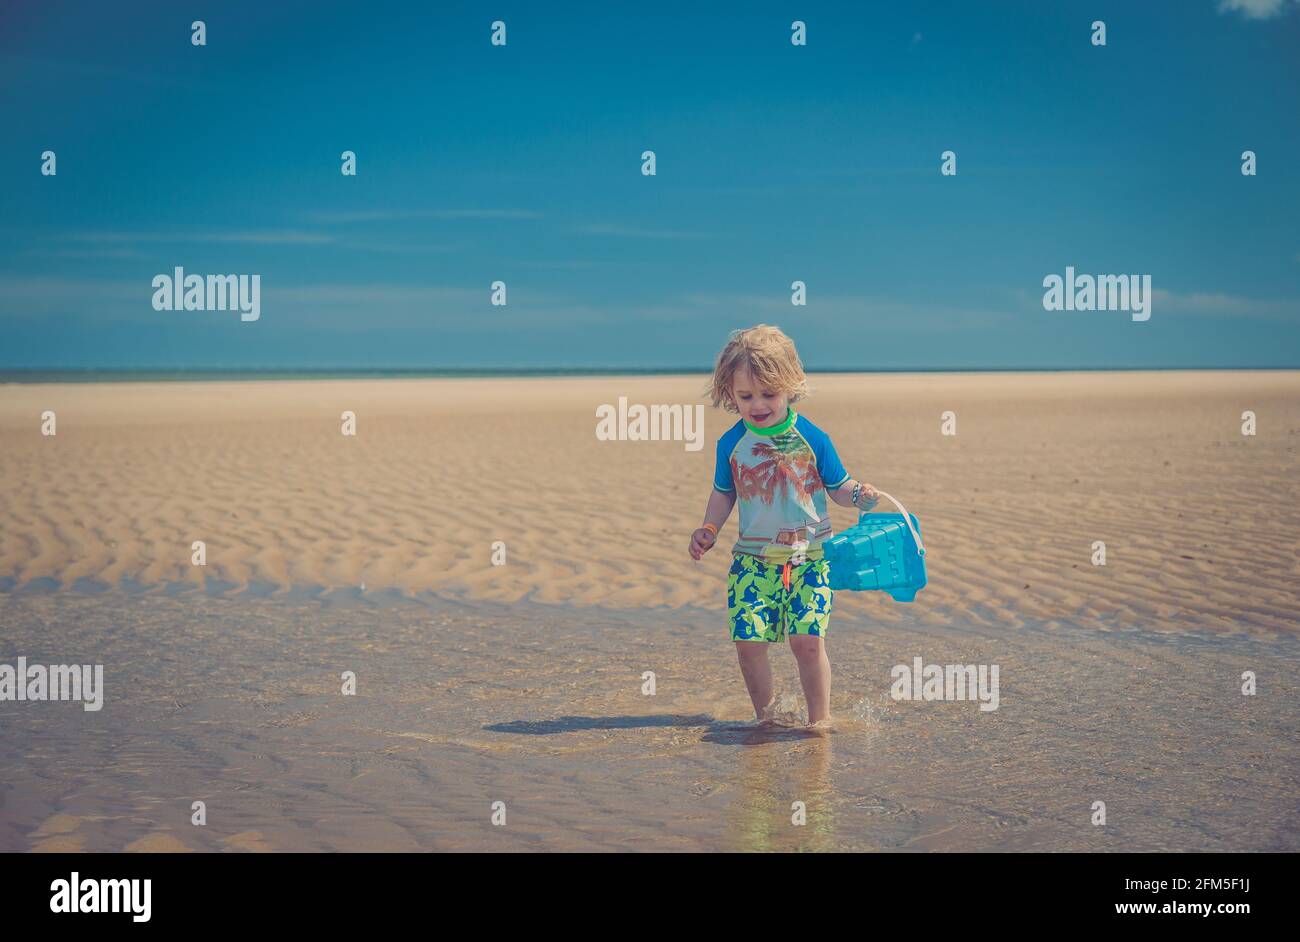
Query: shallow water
xmin=1 ymin=587 xmax=1296 ymax=852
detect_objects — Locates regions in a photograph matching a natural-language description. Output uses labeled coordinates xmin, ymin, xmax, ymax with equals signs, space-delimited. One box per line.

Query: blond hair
xmin=704 ymin=324 xmax=811 ymax=414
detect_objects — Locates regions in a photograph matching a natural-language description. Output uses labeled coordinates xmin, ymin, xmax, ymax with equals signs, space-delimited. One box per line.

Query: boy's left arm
xmin=827 ymin=477 xmax=880 ymax=509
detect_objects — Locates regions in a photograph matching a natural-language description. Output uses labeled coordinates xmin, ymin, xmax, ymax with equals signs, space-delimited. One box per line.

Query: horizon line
xmin=3 ymin=364 xmax=1299 ymax=384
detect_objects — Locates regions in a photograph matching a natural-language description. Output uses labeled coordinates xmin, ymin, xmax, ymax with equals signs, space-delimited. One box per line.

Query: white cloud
xmin=1152 ymin=289 xmax=1299 ymax=319
xmin=0 ymin=275 xmax=1011 ymax=336
xmin=676 ymin=291 xmax=1012 ymax=332
xmin=23 ymin=248 xmax=147 ymax=260
xmin=0 ymin=276 xmax=155 ymax=325
xmin=302 ymin=209 xmax=542 ymax=224
xmin=572 ymin=224 xmax=715 ymax=240
xmin=41 ymin=229 xmax=463 ymax=254
xmin=66 ymin=230 xmax=334 ymax=245
xmin=1216 ymin=0 xmax=1297 ymax=19
xmin=342 ymin=240 xmax=461 ymax=255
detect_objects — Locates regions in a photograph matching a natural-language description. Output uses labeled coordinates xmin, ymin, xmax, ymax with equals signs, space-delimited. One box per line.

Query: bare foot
xmin=805 ymin=717 xmax=834 ymax=733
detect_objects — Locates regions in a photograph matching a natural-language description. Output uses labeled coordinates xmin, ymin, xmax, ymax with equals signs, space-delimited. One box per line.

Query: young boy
xmin=688 ymin=325 xmax=879 ymax=728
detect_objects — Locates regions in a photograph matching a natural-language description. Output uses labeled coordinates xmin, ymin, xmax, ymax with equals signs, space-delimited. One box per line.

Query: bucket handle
xmin=863 ymin=490 xmax=926 ymax=557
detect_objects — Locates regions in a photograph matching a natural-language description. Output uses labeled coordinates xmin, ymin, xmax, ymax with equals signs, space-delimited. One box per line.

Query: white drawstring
xmin=863 ymin=490 xmax=926 ymax=557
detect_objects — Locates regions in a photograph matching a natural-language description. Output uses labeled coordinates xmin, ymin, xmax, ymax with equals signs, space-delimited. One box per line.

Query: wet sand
xmin=1 ymin=588 xmax=1296 ymax=852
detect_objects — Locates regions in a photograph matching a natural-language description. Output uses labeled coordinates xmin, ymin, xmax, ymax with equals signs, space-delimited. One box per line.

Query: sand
xmin=1 ymin=371 xmax=1298 ymax=852
xmin=1 ymin=371 xmax=1298 ymax=634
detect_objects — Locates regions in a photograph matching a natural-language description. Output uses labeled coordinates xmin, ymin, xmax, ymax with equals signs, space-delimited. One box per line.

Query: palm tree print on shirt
xmin=734 ymin=436 xmax=822 ymax=520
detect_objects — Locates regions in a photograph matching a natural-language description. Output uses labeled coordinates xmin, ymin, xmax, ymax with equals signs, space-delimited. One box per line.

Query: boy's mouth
xmin=751 ymin=411 xmax=772 ymax=422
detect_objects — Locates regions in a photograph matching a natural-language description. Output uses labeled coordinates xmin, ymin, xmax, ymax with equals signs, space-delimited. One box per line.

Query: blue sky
xmin=1 ymin=0 xmax=1297 ymax=370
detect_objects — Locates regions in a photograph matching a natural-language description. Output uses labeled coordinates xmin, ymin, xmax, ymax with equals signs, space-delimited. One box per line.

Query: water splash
xmin=760 ymin=692 xmax=806 ymax=727
xmin=836 ymin=695 xmax=890 ymax=733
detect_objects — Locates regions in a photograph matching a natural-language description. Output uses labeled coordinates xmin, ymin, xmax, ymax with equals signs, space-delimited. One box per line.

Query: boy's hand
xmin=689 ymin=527 xmax=717 ymax=560
xmin=854 ymin=481 xmax=881 ymax=510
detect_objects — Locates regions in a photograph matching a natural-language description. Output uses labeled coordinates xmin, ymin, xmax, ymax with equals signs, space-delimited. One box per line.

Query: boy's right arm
xmin=690 ymin=489 xmax=736 ymax=558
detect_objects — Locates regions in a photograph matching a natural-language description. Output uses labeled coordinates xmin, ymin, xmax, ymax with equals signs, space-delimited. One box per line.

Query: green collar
xmin=744 ymin=406 xmax=796 ymax=436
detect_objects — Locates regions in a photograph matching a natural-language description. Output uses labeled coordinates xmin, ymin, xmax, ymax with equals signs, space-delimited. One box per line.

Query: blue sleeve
xmin=801 ymin=417 xmax=850 ymax=490
xmin=713 ymin=425 xmax=742 ymax=492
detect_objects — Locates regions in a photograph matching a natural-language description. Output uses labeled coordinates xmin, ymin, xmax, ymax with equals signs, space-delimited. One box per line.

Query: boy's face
xmin=731 ymin=365 xmax=789 ymax=428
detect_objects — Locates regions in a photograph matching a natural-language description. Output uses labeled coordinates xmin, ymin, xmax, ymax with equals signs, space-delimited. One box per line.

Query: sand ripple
xmin=2 ymin=372 xmax=1297 ymax=636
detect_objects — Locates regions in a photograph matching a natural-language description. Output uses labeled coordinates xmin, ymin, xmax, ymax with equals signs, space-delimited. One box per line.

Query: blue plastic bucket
xmin=823 ymin=491 xmax=927 ymax=602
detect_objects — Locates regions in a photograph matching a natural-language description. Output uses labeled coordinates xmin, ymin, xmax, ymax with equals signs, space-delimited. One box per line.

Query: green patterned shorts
xmin=727 ymin=553 xmax=833 ymax=643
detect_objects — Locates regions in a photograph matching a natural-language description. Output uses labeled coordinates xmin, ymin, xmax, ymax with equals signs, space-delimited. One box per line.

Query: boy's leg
xmin=787 ymin=557 xmax=834 ymax=725
xmin=734 ymin=641 xmax=774 ymax=719
xmin=727 ymin=553 xmax=782 ymax=719
xmin=789 ymin=635 xmax=831 ymax=724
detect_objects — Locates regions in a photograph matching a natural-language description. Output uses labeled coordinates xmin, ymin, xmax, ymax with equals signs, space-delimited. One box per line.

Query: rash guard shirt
xmin=712 ymin=406 xmax=851 ymax=565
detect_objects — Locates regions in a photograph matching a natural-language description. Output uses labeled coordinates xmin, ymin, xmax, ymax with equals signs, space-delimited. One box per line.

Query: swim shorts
xmin=727 ymin=552 xmax=833 ymax=643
